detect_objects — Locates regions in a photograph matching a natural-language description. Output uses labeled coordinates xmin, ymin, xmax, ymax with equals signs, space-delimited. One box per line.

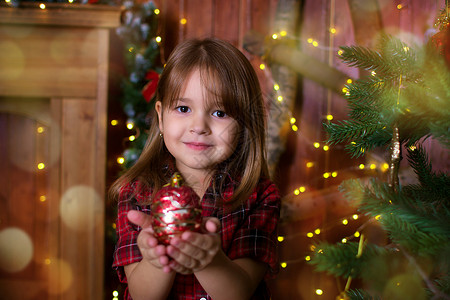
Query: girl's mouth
xmin=184 ymin=142 xmax=212 ymax=151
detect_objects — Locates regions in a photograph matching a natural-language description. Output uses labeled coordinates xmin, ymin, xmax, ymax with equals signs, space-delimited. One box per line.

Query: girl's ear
xmin=155 ymin=101 xmax=163 ymax=132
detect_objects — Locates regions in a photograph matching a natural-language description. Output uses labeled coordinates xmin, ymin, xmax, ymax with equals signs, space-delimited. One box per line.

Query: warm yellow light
xmin=259 ymin=64 xmax=266 ymax=70
xmin=280 ymin=262 xmax=287 ymax=268
xmin=342 ymin=219 xmax=348 ymax=225
xmin=346 ymin=79 xmax=353 ymax=84
xmin=397 ymin=4 xmax=403 ymax=9
xmin=323 ymin=172 xmax=330 ymax=179
xmin=403 ymin=46 xmax=409 ymax=52
xmin=273 ymin=84 xmax=280 ymax=91
xmin=314 ymin=142 xmax=320 ymax=148
xmin=68 ymin=0 xmax=74 ymax=3
xmin=291 ymin=125 xmax=298 ymax=131
xmin=5 ymin=0 xmax=11 ymax=2
xmin=323 ymin=145 xmax=329 ymax=151
xmin=40 ymin=195 xmax=46 ymax=202
xmin=338 ymin=49 xmax=344 ymax=55
xmin=129 ymin=135 xmax=136 ymax=142
xmin=299 ymin=186 xmax=306 ymax=193
xmin=156 ymin=36 xmax=162 ymax=43
xmin=352 ymin=214 xmax=359 ymax=220
xmin=277 ymin=96 xmax=283 ymax=102
xmin=409 ymin=145 xmax=417 ymax=151
xmin=371 ymin=71 xmax=377 ymax=76
xmin=290 ymin=117 xmax=296 ymax=124
xmin=39 ymin=3 xmax=46 ymax=9
xmin=154 ymin=8 xmax=160 ymax=15
xmin=331 ymin=171 xmax=338 ymax=177
xmin=306 ymin=162 xmax=314 ymax=168
xmin=128 ymin=47 xmax=134 ymax=53
xmin=112 ymin=223 xmax=116 ymax=229
xmin=272 ymin=34 xmax=278 ymax=40
xmin=342 ymin=238 xmax=347 ymax=243
xmin=307 ymin=38 xmax=313 ymax=43
xmin=326 ymin=114 xmax=333 ymax=121
xmin=117 ymin=157 xmax=125 ymax=164
xmin=314 ymin=229 xmax=321 ymax=235
xmin=375 ymin=215 xmax=382 ymax=220
xmin=382 ymin=163 xmax=389 ymax=171
xmin=312 ymin=41 xmax=319 ymax=47
xmin=45 ymin=258 xmax=51 ymax=265
xmin=37 ymin=163 xmax=45 ymax=170
xmin=310 ymin=245 xmax=316 ymax=251
xmin=180 ymin=18 xmax=187 ymax=25
xmin=359 ymin=164 xmax=365 ymax=169
xmin=113 ymin=291 xmax=119 ymax=297
xmin=342 ymin=87 xmax=349 ymax=93
xmin=126 ymin=122 xmax=134 ymax=130
xmin=307 ymin=232 xmax=314 ymax=238
xmin=280 ymin=30 xmax=287 ymax=36
xmin=305 ymin=255 xmax=311 ymax=261
xmin=370 ymin=163 xmax=376 ymax=169
xmin=316 ymin=289 xmax=324 ymax=295
xmin=354 ymin=231 xmax=360 ymax=237
xmin=111 ymin=120 xmax=118 ymax=126
xmin=294 ymin=189 xmax=300 ymax=195
xmin=278 ymin=236 xmax=285 ymax=242
xmin=330 ymin=27 xmax=336 ymax=34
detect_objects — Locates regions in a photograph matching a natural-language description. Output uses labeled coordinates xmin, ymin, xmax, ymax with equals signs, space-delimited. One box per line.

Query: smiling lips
xmin=184 ymin=142 xmax=212 ymax=151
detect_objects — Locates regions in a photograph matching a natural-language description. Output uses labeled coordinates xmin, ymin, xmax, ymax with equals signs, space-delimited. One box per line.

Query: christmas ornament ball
xmin=151 ymin=173 xmax=202 ymax=245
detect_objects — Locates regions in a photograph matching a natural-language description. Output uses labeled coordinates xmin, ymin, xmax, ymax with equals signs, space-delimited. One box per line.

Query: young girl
xmin=111 ymin=38 xmax=281 ymax=300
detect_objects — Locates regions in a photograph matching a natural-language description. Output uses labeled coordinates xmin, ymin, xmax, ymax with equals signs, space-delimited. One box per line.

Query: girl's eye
xmin=176 ymin=106 xmax=190 ymax=113
xmin=213 ymin=110 xmax=227 ymax=118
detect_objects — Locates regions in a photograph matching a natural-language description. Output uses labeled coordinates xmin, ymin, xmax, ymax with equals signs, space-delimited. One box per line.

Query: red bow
xmin=142 ymin=70 xmax=160 ymax=102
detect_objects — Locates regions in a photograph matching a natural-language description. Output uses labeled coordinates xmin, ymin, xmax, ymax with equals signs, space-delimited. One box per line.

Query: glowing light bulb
xmin=338 ymin=49 xmax=344 ymax=55
xmin=126 ymin=122 xmax=134 ymax=130
xmin=330 ymin=27 xmax=336 ymax=34
xmin=352 ymin=214 xmax=359 ymax=220
xmin=312 ymin=41 xmax=319 ymax=47
xmin=323 ymin=172 xmax=330 ymax=179
xmin=37 ymin=126 xmax=45 ymax=133
xmin=280 ymin=262 xmax=287 ymax=268
xmin=397 ymin=4 xmax=403 ymax=9
xmin=280 ymin=30 xmax=287 ymax=36
xmin=117 ymin=157 xmax=125 ymax=164
xmin=359 ymin=164 xmax=365 ymax=169
xmin=316 ymin=289 xmax=323 ymax=295
xmin=313 ymin=142 xmax=320 ymax=148
xmin=277 ymin=236 xmax=285 ymax=242
xmin=259 ymin=64 xmax=266 ymax=70
xmin=180 ymin=18 xmax=187 ymax=25
xmin=342 ymin=219 xmax=348 ymax=225
xmin=371 ymin=71 xmax=377 ymax=76
xmin=113 ymin=291 xmax=119 ymax=297
xmin=314 ymin=229 xmax=321 ymax=235
xmin=37 ymin=163 xmax=45 ymax=170
xmin=323 ymin=145 xmax=329 ymax=151
xmin=307 ymin=232 xmax=314 ymax=238
xmin=307 ymin=38 xmax=313 ymax=43
xmin=346 ymin=79 xmax=353 ymax=84
xmin=111 ymin=120 xmax=118 ymax=126
xmin=306 ymin=162 xmax=314 ymax=168
xmin=354 ymin=231 xmax=360 ymax=237
xmin=154 ymin=9 xmax=160 ymax=15
xmin=156 ymin=36 xmax=162 ymax=43
xmin=342 ymin=87 xmax=349 ymax=93
xmin=331 ymin=171 xmax=338 ymax=177
xmin=305 ymin=255 xmax=311 ymax=261
xmin=291 ymin=125 xmax=298 ymax=131
xmin=40 ymin=195 xmax=46 ymax=202
xmin=299 ymin=186 xmax=306 ymax=193
xmin=273 ymin=84 xmax=280 ymax=91
xmin=342 ymin=238 xmax=347 ymax=243
xmin=272 ymin=34 xmax=278 ymax=40
xmin=277 ymin=96 xmax=283 ymax=102
xmin=375 ymin=215 xmax=382 ymax=220
xmin=294 ymin=189 xmax=300 ymax=195
xmin=129 ymin=135 xmax=136 ymax=141
xmin=39 ymin=3 xmax=46 ymax=9
xmin=326 ymin=114 xmax=333 ymax=121
xmin=290 ymin=117 xmax=296 ymax=124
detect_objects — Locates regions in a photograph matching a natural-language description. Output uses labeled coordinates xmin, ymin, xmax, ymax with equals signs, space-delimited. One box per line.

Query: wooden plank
xmin=213 ymin=0 xmax=240 ymax=45
xmin=184 ymin=0 xmax=213 ymax=39
xmin=0 ymin=5 xmax=121 ymax=28
xmin=0 ymin=26 xmax=99 ymax=98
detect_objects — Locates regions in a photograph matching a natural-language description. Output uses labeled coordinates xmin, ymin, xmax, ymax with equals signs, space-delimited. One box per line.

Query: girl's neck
xmin=177 ymin=167 xmax=213 ymax=199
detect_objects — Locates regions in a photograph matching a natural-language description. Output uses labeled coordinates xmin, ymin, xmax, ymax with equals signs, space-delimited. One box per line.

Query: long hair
xmin=109 ymin=38 xmax=269 ymax=208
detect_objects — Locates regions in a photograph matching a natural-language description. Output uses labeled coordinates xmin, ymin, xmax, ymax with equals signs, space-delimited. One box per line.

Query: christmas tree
xmin=309 ymin=28 xmax=450 ymax=300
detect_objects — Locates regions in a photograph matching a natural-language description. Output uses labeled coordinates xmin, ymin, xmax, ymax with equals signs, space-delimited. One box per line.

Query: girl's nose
xmin=189 ymin=114 xmax=210 ymax=135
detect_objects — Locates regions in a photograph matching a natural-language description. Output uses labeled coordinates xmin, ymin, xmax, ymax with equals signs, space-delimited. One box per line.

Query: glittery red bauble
xmin=151 ymin=173 xmax=202 ymax=245
xmin=430 ymin=25 xmax=450 ymax=69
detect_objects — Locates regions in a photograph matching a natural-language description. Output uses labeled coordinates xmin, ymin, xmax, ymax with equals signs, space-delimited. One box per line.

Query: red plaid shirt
xmin=112 ymin=174 xmax=280 ymax=300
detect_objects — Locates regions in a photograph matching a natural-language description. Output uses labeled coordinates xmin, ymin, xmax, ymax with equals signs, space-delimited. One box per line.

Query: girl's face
xmin=155 ymin=69 xmax=239 ymax=177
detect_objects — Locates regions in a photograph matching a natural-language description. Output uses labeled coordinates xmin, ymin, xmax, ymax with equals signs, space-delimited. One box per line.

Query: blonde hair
xmin=109 ymin=38 xmax=269 ymax=209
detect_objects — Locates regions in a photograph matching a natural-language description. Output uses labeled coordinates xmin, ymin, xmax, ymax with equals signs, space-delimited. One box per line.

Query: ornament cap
xmin=169 ymin=172 xmax=183 ymax=188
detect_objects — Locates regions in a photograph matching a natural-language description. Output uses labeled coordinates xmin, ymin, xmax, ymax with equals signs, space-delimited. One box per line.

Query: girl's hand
xmin=166 ymin=217 xmax=221 ymax=274
xmin=127 ymin=210 xmax=172 ymax=273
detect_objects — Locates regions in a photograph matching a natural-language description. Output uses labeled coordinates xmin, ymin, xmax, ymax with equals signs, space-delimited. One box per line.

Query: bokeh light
xmin=0 ymin=227 xmax=33 ymax=272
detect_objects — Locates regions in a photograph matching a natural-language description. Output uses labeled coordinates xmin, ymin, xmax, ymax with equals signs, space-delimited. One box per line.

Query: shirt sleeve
xmin=112 ymin=182 xmax=147 ymax=283
xmin=226 ymin=179 xmax=281 ymax=279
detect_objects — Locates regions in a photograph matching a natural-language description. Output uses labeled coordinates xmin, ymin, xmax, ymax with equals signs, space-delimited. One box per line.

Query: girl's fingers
xmin=127 ymin=210 xmax=154 ymax=229
xmin=179 ymin=231 xmax=219 ymax=252
xmin=167 ymin=245 xmax=200 ymax=270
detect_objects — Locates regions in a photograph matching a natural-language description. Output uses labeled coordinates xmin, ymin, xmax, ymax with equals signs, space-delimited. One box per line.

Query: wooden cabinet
xmin=0 ymin=5 xmax=121 ymax=299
